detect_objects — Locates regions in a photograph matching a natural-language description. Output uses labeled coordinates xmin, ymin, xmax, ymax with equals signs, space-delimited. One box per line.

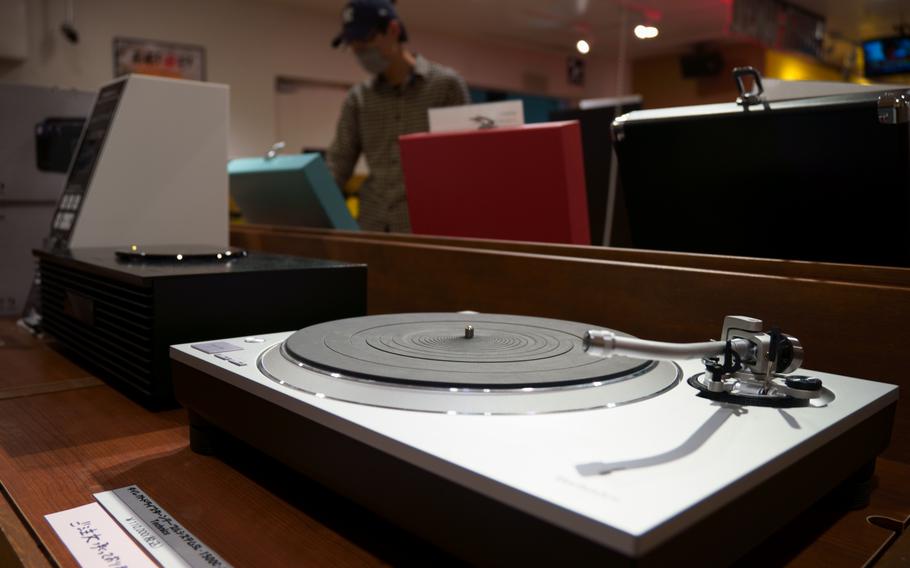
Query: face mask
xmin=355 ymin=47 xmax=390 ymax=75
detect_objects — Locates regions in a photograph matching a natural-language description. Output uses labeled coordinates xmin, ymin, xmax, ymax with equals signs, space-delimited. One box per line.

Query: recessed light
xmin=634 ymin=25 xmax=659 ymax=39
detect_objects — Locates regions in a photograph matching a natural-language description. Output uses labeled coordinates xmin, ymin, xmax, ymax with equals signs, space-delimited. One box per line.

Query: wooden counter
xmin=0 ymin=320 xmax=450 ymax=567
xmin=0 ymin=311 xmax=907 ymax=566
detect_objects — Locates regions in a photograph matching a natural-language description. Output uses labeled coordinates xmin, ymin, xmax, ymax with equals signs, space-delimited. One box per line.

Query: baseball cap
xmin=331 ymin=0 xmax=407 ymax=48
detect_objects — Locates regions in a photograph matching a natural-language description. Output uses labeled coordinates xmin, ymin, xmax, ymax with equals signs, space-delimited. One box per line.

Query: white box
xmin=65 ymin=75 xmax=229 ymax=248
xmin=429 ymin=100 xmax=523 ymax=133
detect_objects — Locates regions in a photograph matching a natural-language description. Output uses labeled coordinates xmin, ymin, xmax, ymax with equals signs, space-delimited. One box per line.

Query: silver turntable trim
xmin=257 ymin=342 xmax=682 ymax=415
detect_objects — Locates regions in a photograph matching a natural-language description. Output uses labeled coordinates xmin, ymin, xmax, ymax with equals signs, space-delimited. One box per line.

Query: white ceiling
xmin=274 ymin=0 xmax=909 ymax=58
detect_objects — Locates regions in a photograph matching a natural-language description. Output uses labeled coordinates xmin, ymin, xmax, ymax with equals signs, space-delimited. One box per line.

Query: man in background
xmin=328 ymin=0 xmax=470 ymax=233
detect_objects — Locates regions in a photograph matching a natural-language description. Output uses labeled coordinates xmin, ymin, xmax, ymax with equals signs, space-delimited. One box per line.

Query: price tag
xmin=95 ymin=485 xmax=231 ymax=568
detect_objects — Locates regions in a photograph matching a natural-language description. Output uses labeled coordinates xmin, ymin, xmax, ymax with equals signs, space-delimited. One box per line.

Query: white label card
xmin=45 ymin=502 xmax=158 ymax=568
xmin=428 ymin=100 xmax=524 ymax=133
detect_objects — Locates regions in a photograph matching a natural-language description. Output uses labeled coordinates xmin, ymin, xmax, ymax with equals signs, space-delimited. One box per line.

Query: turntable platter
xmin=260 ymin=313 xmax=681 ymax=414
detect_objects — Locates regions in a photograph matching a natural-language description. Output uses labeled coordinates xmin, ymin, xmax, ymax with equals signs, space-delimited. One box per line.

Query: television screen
xmin=863 ymin=36 xmax=910 ymax=77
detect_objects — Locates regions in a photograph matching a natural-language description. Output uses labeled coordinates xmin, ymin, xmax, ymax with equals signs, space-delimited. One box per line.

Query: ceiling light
xmin=576 ymin=39 xmax=590 ymax=54
xmin=634 ymin=25 xmax=659 ymax=39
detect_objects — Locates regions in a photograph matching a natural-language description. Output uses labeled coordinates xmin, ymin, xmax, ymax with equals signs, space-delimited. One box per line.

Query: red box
xmin=399 ymin=121 xmax=590 ymax=245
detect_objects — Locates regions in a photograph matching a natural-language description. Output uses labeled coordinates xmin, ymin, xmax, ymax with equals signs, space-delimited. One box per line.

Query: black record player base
xmin=172 ymin=360 xmax=895 ymax=567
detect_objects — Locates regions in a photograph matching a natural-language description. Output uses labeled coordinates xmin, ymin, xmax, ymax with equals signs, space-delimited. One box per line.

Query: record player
xmin=170 ymin=313 xmax=897 ymax=565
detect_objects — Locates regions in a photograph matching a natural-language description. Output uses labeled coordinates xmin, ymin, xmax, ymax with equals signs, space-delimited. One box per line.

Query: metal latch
xmin=877 ymin=92 xmax=910 ymax=125
xmin=734 ymin=66 xmax=764 ymax=107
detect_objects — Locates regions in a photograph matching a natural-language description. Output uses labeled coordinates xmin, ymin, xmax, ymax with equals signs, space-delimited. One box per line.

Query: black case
xmin=550 ymin=100 xmax=641 ymax=246
xmin=613 ymin=89 xmax=910 ymax=266
xmin=35 ymin=248 xmax=367 ymax=405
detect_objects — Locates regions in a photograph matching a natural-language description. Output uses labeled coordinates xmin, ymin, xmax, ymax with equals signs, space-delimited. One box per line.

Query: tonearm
xmin=584 ymin=316 xmax=829 ymax=407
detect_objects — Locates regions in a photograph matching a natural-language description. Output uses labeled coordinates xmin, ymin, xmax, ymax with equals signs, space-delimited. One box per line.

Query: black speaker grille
xmin=40 ymin=260 xmax=155 ymax=395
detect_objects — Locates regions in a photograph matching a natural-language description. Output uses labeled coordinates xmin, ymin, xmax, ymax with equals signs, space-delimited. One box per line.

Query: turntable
xmin=170 ymin=313 xmax=897 ymax=565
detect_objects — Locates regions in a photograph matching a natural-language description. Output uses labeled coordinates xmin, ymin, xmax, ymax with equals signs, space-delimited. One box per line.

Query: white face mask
xmin=355 ymin=46 xmax=390 ymax=75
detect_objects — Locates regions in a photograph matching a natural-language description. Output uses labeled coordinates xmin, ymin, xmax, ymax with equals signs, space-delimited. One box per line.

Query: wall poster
xmin=113 ymin=37 xmax=206 ymax=81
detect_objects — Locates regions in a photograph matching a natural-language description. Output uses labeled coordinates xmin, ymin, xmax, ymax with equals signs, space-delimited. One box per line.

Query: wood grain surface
xmin=0 ymin=490 xmax=51 ymax=568
xmin=0 ymin=321 xmax=453 ymax=567
xmin=234 ymin=224 xmax=910 ymax=288
xmin=0 ymin=321 xmax=97 ymax=392
xmin=739 ymin=458 xmax=910 ymax=566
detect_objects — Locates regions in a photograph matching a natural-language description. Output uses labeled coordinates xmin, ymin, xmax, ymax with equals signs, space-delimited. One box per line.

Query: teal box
xmin=228 ymin=153 xmax=359 ymax=231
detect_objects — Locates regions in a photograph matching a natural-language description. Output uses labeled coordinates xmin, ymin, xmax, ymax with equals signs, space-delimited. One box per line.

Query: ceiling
xmin=275 ymin=0 xmax=909 ymax=58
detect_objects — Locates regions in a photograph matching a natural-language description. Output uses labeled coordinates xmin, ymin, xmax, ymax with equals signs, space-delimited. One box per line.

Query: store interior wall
xmin=632 ymin=43 xmax=768 ymax=109
xmin=0 ymin=0 xmax=625 ymax=159
xmin=632 ymin=42 xmax=910 ymax=110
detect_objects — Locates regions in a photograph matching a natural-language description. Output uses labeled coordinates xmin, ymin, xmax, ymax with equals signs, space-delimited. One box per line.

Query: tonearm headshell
xmin=584 ymin=315 xmax=833 ymax=407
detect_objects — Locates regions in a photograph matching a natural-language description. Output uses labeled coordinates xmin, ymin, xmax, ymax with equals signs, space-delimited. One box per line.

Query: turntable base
xmin=170 ymin=314 xmax=897 ymax=565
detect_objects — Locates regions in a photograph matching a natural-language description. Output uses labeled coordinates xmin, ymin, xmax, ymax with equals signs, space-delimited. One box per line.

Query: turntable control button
xmin=228 ymin=358 xmax=247 ymax=366
xmin=191 ymin=341 xmax=242 ymax=354
xmin=785 ymin=376 xmax=822 ymax=391
xmin=244 ymin=337 xmax=265 ymax=343
xmin=214 ymin=353 xmax=231 ymax=360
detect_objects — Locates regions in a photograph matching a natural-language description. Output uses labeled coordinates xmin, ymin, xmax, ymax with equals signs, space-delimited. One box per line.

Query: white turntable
xmin=170 ymin=313 xmax=897 ymax=565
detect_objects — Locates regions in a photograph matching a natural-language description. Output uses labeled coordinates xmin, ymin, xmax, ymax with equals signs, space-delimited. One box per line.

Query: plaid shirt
xmin=327 ymin=54 xmax=470 ymax=232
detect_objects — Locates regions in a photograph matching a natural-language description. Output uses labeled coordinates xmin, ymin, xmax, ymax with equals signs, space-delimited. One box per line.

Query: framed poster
xmin=113 ymin=37 xmax=206 ymax=81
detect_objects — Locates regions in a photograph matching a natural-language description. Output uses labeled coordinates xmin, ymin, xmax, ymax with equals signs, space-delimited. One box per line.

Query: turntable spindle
xmin=465 ymin=325 xmax=474 ymax=339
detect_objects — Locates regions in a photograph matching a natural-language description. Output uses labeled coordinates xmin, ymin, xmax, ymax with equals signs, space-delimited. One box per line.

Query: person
xmin=328 ymin=0 xmax=470 ymax=233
